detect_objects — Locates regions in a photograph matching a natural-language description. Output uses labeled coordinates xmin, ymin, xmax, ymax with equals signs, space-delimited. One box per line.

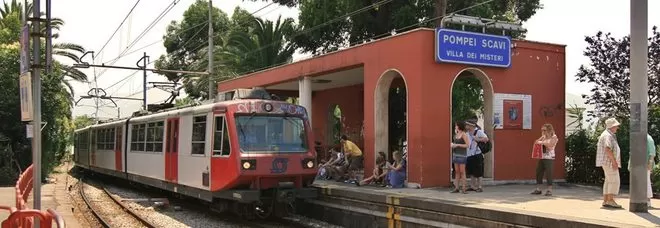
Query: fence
xmin=0 ymin=164 xmax=65 ymax=228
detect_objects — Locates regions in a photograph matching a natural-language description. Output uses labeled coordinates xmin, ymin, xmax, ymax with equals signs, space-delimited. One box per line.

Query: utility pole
xmin=207 ymin=0 xmax=214 ymax=100
xmin=629 ymin=0 xmax=649 ymax=213
xmin=30 ymin=0 xmax=42 ymax=214
xmin=139 ymin=52 xmax=149 ymax=110
xmin=45 ymin=0 xmax=52 ymax=75
xmin=434 ymin=0 xmax=447 ymax=27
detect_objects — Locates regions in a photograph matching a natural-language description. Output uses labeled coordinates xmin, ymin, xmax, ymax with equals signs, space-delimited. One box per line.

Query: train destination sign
xmin=435 ymin=28 xmax=512 ymax=68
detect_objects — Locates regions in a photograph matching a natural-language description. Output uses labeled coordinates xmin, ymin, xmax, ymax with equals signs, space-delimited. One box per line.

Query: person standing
xmin=596 ymin=118 xmax=622 ymax=209
xmin=466 ymin=120 xmax=488 ymax=192
xmin=627 ymin=133 xmax=656 ymax=208
xmin=531 ymin=123 xmax=558 ymax=196
xmin=451 ymin=121 xmax=471 ymax=194
xmin=340 ymin=134 xmax=363 ymax=184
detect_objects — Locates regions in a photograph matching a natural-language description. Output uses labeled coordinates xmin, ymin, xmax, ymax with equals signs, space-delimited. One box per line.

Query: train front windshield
xmin=234 ymin=115 xmax=308 ymax=153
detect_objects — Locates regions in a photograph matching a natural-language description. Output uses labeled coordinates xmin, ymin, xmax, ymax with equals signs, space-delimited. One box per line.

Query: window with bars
xmin=130 ymin=122 xmax=164 ymax=153
xmin=192 ymin=115 xmax=206 ymax=155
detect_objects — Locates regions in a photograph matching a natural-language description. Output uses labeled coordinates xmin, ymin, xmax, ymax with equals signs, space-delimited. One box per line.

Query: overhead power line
xmin=96 ymin=0 xmax=142 ymax=57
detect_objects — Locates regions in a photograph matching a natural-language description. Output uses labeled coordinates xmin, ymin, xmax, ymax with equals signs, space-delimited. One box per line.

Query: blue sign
xmin=435 ymin=28 xmax=511 ymax=68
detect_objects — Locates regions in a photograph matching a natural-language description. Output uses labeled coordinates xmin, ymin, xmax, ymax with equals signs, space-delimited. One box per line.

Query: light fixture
xmin=306 ymin=160 xmax=314 ymax=168
xmin=242 ymin=161 xmax=251 ymax=169
xmin=263 ymin=103 xmax=273 ymax=112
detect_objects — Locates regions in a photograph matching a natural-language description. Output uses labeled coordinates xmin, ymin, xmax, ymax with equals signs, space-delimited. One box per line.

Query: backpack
xmin=474 ymin=130 xmax=492 ymax=154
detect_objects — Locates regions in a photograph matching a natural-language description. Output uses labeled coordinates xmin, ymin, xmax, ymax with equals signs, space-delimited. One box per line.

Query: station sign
xmin=435 ymin=28 xmax=512 ymax=68
xmin=20 ymin=25 xmax=29 ymax=74
xmin=20 ymin=72 xmax=33 ymax=121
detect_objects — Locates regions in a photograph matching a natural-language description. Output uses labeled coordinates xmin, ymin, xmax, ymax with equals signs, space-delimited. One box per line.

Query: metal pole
xmin=207 ymin=0 xmax=214 ymax=100
xmin=629 ymin=0 xmax=649 ymax=213
xmin=45 ymin=0 xmax=52 ymax=75
xmin=31 ymin=0 xmax=42 ymax=213
xmin=142 ymin=52 xmax=148 ymax=110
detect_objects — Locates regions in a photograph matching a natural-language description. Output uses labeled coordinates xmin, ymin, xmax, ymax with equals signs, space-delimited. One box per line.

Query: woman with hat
xmin=596 ymin=118 xmax=622 ymax=209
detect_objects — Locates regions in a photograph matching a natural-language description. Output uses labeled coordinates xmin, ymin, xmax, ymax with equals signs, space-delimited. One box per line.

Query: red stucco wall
xmin=217 ymin=29 xmax=566 ymax=188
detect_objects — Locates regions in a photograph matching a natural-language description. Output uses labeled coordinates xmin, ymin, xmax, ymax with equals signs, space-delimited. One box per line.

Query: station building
xmin=217 ymin=28 xmax=566 ymax=188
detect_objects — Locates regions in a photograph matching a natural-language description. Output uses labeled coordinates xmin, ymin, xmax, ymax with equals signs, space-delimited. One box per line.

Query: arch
xmin=449 ymin=67 xmax=495 ymax=179
xmin=374 ymin=68 xmax=410 ymax=185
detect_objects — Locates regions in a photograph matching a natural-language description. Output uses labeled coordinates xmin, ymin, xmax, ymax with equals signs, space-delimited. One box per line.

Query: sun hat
xmin=605 ymin=118 xmax=621 ymax=129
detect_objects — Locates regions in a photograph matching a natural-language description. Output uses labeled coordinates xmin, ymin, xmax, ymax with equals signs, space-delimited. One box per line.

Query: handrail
xmin=47 ymin=209 xmax=66 ymax=228
xmin=2 ymin=209 xmax=53 ymax=228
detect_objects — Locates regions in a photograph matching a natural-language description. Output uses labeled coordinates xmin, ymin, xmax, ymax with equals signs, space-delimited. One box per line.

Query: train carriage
xmin=73 ymin=89 xmax=318 ymax=218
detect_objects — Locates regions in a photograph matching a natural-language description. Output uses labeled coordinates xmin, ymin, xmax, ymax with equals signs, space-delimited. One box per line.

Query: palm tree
xmin=0 ymin=0 xmax=87 ymax=100
xmin=185 ymin=15 xmax=298 ymax=99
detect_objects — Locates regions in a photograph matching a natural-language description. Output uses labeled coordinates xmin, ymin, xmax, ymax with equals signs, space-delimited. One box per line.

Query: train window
xmin=146 ymin=121 xmax=164 ymax=153
xmin=192 ymin=116 xmax=206 ymax=155
xmin=212 ymin=116 xmax=231 ymax=156
xmin=222 ymin=119 xmax=231 ymax=156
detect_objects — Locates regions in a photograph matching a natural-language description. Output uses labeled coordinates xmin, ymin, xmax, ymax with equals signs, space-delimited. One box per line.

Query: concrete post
xmin=629 ymin=0 xmax=649 ymax=213
xmin=299 ymin=77 xmax=312 ymax=123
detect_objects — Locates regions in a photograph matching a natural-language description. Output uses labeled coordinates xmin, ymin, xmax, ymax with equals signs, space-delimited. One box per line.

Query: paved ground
xmin=314 ymin=180 xmax=660 ymax=227
xmin=0 ymin=163 xmax=83 ymax=228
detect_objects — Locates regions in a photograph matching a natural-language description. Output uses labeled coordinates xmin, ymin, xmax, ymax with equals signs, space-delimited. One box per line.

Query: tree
xmin=73 ymin=115 xmax=95 ymax=129
xmin=292 ymin=0 xmax=542 ymax=55
xmin=575 ymin=26 xmax=660 ymax=118
xmin=155 ymin=3 xmax=298 ymax=100
xmin=0 ymin=4 xmax=88 ymax=183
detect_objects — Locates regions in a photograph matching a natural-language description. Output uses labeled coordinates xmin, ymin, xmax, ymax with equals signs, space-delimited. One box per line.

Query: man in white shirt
xmin=466 ymin=120 xmax=488 ymax=192
xmin=596 ymin=118 xmax=622 ymax=209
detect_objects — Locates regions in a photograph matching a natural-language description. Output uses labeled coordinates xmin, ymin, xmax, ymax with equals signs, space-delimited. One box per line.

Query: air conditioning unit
xmin=216 ymin=88 xmax=272 ymax=102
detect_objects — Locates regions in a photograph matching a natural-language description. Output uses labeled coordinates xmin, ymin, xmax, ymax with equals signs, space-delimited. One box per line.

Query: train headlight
xmin=241 ymin=159 xmax=256 ymax=170
xmin=301 ymin=159 xmax=315 ymax=169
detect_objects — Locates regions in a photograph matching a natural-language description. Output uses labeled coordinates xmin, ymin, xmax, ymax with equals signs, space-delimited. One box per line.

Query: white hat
xmin=605 ymin=118 xmax=620 ymax=129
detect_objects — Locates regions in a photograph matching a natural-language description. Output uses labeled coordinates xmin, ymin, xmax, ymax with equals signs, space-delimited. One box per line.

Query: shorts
xmin=348 ymin=155 xmax=364 ymax=171
xmin=452 ymin=155 xmax=467 ymax=164
xmin=466 ymin=154 xmax=484 ymax=177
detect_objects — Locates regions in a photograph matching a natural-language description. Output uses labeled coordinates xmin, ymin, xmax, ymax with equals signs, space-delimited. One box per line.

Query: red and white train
xmin=73 ymin=89 xmax=318 ymax=218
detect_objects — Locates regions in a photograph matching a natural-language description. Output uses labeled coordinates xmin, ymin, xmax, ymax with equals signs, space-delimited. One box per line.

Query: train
xmin=73 ymin=88 xmax=318 ymax=219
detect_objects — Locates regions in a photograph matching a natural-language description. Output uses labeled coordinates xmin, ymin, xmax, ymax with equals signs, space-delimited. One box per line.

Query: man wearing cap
xmin=466 ymin=119 xmax=488 ymax=192
xmin=596 ymin=118 xmax=622 ymax=209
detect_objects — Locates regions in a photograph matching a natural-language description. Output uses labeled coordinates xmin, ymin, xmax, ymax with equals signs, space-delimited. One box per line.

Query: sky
xmin=53 ymin=0 xmax=660 ymax=119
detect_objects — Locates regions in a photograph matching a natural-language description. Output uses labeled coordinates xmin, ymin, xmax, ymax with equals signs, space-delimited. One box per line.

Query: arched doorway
xmin=449 ymin=68 xmax=494 ymax=180
xmin=374 ymin=69 xmax=408 ymax=183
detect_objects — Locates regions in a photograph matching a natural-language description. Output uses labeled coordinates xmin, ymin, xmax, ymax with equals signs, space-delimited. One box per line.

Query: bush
xmin=565 ymin=128 xmax=602 ymax=184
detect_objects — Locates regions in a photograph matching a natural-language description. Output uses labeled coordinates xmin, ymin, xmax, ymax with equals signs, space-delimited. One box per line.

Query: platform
xmin=303 ymin=180 xmax=660 ymax=228
xmin=26 ymin=163 xmax=84 ymax=228
xmin=0 ymin=163 xmax=85 ymax=228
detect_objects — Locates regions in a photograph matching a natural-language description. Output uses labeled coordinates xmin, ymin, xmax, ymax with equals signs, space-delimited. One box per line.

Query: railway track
xmin=79 ymin=178 xmax=158 ymax=228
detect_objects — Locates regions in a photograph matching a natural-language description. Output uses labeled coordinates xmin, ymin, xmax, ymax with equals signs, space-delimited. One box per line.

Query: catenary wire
xmin=96 ymin=0 xmax=142 ymax=58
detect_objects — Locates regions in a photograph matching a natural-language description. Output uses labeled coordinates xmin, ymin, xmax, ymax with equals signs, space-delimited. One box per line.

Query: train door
xmin=91 ymin=129 xmax=97 ymax=166
xmin=115 ymin=126 xmax=123 ymax=171
xmin=165 ymin=118 xmax=180 ymax=183
xmin=210 ymin=114 xmax=233 ymax=189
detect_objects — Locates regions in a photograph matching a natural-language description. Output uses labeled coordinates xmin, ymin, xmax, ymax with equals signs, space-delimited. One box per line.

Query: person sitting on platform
xmin=322 ymin=148 xmax=348 ymax=181
xmin=356 ymin=151 xmax=387 ymax=186
xmin=385 ymin=151 xmax=407 ymax=188
xmin=341 ymin=135 xmax=363 ymax=184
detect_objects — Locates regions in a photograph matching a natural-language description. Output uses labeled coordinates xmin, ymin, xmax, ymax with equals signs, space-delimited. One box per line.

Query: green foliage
xmin=73 ymin=115 xmax=95 ymax=129
xmin=451 ymin=76 xmax=483 ymax=122
xmin=575 ymin=27 xmax=660 ymax=118
xmin=652 ymin=166 xmax=660 ymax=193
xmin=565 ymin=128 xmax=601 ymax=184
xmin=155 ymin=2 xmax=298 ymax=100
xmin=0 ymin=4 xmax=87 ymax=184
xmin=294 ymin=0 xmax=542 ymax=55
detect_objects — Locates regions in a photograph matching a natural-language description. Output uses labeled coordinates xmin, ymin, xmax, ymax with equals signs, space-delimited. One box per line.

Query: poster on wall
xmin=503 ymin=99 xmax=523 ymax=129
xmin=493 ymin=93 xmax=532 ymax=129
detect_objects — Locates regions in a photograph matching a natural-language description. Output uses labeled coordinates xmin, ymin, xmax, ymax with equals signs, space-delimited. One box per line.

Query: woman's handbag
xmin=532 ymin=143 xmax=543 ymax=159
